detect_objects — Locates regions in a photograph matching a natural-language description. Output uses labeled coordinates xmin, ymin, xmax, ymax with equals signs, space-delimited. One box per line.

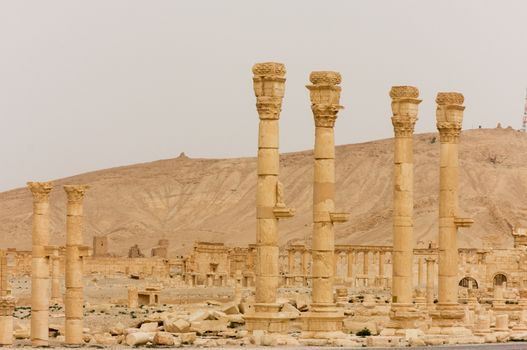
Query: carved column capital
xmin=27 ymin=182 xmax=53 ymax=203
xmin=436 ymin=92 xmax=465 ymax=144
xmin=64 ymin=185 xmax=89 ymax=204
xmin=389 ymin=86 xmax=421 ymax=137
xmin=252 ymin=62 xmax=286 ymax=121
xmin=307 ymin=71 xmax=343 ymax=128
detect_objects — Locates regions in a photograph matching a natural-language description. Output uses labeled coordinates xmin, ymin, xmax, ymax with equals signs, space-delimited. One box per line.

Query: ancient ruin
xmin=0 ymin=63 xmax=526 ymax=349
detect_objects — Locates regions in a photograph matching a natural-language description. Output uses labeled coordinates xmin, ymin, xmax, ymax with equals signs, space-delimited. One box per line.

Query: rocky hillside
xmin=0 ymin=128 xmax=525 ymax=256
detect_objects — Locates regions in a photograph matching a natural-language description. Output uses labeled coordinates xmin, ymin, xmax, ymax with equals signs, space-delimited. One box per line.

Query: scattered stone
xmin=153 ymin=331 xmax=176 ymax=346
xmin=125 ymin=331 xmax=155 ymax=346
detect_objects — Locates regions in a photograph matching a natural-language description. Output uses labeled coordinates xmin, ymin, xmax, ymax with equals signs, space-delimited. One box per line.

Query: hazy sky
xmin=1 ymin=1 xmax=526 ymax=191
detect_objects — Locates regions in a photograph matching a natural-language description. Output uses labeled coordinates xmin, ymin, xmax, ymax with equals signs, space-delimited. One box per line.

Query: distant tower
xmin=522 ymin=89 xmax=527 ymax=132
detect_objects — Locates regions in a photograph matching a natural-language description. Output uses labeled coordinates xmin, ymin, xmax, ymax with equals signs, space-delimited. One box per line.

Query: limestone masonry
xmin=1 ymin=62 xmax=527 ymax=347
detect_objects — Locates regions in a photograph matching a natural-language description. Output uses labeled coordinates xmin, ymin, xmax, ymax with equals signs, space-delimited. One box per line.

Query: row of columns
xmin=248 ymin=64 xmax=348 ymax=335
xmin=388 ymin=88 xmax=472 ymax=330
xmin=27 ymin=182 xmax=88 ymax=347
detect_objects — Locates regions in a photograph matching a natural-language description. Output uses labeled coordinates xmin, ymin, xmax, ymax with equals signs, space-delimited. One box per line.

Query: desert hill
xmin=1 ymin=127 xmax=526 ymax=256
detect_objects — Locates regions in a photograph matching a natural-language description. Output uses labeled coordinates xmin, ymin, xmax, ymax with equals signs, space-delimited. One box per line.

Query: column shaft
xmin=426 ymin=258 xmax=435 ymax=306
xmin=64 ymin=185 xmax=88 ymax=345
xmin=436 ymin=93 xmax=465 ymax=306
xmin=347 ymin=251 xmax=354 ymax=279
xmin=28 ymin=182 xmax=52 ymax=347
xmin=390 ymin=87 xmax=420 ymax=306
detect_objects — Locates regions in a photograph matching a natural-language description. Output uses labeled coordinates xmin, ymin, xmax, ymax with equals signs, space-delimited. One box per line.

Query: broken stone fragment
xmin=153 ymin=331 xmax=176 ymax=346
xmin=125 ymin=331 xmax=155 ymax=346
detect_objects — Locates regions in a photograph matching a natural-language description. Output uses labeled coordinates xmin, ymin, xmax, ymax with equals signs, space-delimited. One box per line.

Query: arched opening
xmin=459 ymin=276 xmax=478 ymax=289
xmin=493 ymin=273 xmax=507 ymax=286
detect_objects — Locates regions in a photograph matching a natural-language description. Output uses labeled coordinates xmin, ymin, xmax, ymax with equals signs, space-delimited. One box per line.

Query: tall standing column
xmin=0 ymin=251 xmax=15 ymax=345
xmin=50 ymin=247 xmax=61 ymax=304
xmin=426 ymin=258 xmax=436 ymax=307
xmin=246 ymin=62 xmax=294 ymax=333
xmin=432 ymin=92 xmax=473 ymax=328
xmin=388 ymin=86 xmax=422 ymax=329
xmin=64 ymin=185 xmax=89 ymax=345
xmin=28 ymin=181 xmax=53 ymax=347
xmin=303 ymin=71 xmax=349 ymax=334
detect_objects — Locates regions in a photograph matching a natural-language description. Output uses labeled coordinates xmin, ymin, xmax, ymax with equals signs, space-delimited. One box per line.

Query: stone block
xmin=179 ymin=332 xmax=196 ymax=344
xmin=164 ymin=318 xmax=190 ymax=333
xmin=153 ymin=331 xmax=176 ymax=346
xmin=366 ymin=336 xmax=403 ymax=347
xmin=188 ymin=309 xmax=210 ymax=322
xmin=220 ymin=302 xmax=240 ymax=315
xmin=281 ymin=303 xmax=301 ymax=318
xmin=140 ymin=321 xmax=159 ymax=332
xmin=343 ymin=319 xmax=378 ymax=335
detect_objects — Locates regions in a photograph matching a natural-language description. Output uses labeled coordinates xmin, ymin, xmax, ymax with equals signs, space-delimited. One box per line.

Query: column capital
xmin=436 ymin=92 xmax=465 ymax=144
xmin=64 ymin=185 xmax=89 ymax=203
xmin=307 ymin=71 xmax=343 ymax=128
xmin=252 ymin=62 xmax=286 ymax=120
xmin=27 ymin=181 xmax=53 ymax=203
xmin=425 ymin=257 xmax=436 ymax=263
xmin=390 ymin=86 xmax=421 ymax=137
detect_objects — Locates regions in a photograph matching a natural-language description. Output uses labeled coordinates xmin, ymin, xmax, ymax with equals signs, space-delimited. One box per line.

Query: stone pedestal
xmin=0 ymin=297 xmax=15 ymax=345
xmin=387 ymin=86 xmax=423 ymax=329
xmin=245 ymin=62 xmax=294 ymax=333
xmin=431 ymin=92 xmax=473 ymax=331
xmin=28 ymin=181 xmax=53 ymax=347
xmin=302 ymin=71 xmax=348 ymax=336
xmin=64 ymin=185 xmax=89 ymax=345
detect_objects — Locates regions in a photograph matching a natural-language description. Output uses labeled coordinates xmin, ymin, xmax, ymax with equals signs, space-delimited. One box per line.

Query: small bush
xmin=356 ymin=328 xmax=371 ymax=337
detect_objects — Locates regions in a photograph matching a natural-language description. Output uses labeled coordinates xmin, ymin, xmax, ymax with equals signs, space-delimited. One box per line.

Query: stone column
xmin=432 ymin=92 xmax=473 ymax=328
xmin=363 ymin=251 xmax=369 ymax=276
xmin=0 ymin=251 xmax=15 ymax=346
xmin=417 ymin=257 xmax=425 ymax=289
xmin=28 ymin=181 xmax=53 ymax=347
xmin=303 ymin=71 xmax=349 ymax=335
xmin=426 ymin=258 xmax=436 ymax=307
xmin=288 ymin=250 xmax=294 ymax=274
xmin=302 ymin=250 xmax=309 ymax=277
xmin=247 ymin=62 xmax=294 ymax=333
xmin=377 ymin=251 xmax=385 ymax=287
xmin=50 ymin=247 xmax=61 ymax=304
xmin=388 ymin=86 xmax=421 ymax=328
xmin=347 ymin=251 xmax=354 ymax=280
xmin=64 ymin=185 xmax=89 ymax=345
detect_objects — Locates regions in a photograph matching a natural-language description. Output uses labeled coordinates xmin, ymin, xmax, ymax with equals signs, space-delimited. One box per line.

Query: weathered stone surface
xmin=153 ymin=331 xmax=175 ymax=346
xmin=179 ymin=332 xmax=197 ymax=344
xmin=139 ymin=321 xmax=159 ymax=332
xmin=125 ymin=331 xmax=155 ymax=346
xmin=220 ymin=302 xmax=240 ymax=315
xmin=164 ymin=318 xmax=190 ymax=333
xmin=94 ymin=333 xmax=117 ymax=345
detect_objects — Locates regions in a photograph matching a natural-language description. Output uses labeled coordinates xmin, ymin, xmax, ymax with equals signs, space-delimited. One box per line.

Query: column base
xmin=0 ymin=297 xmax=15 ymax=346
xmin=301 ymin=303 xmax=344 ymax=335
xmin=429 ymin=303 xmax=472 ymax=335
xmin=386 ymin=303 xmax=426 ymax=330
xmin=244 ymin=303 xmax=291 ymax=333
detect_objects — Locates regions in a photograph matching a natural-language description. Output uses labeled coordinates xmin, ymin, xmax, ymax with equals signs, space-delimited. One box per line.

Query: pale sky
xmin=1 ymin=1 xmax=526 ymax=191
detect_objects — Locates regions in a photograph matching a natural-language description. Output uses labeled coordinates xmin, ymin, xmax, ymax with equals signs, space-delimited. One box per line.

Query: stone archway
xmin=459 ymin=276 xmax=478 ymax=289
xmin=493 ymin=273 xmax=508 ymax=286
